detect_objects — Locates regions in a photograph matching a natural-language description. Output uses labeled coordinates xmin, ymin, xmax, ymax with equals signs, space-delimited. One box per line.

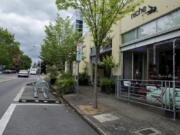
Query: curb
xmin=62 ymin=96 xmax=108 ymax=135
xmin=19 ymin=98 xmax=60 ymax=104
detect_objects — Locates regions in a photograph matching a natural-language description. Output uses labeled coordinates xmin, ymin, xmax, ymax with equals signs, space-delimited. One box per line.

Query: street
xmin=0 ymin=74 xmax=32 ymax=119
xmin=0 ymin=74 xmax=98 ymax=135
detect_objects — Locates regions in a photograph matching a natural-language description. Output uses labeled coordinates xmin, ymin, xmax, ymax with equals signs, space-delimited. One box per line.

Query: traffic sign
xmin=76 ymin=43 xmax=82 ymax=62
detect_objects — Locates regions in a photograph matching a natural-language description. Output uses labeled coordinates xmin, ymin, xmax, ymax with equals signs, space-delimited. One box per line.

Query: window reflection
xmin=138 ymin=22 xmax=156 ymax=38
xmin=122 ymin=29 xmax=137 ymax=43
xmin=122 ymin=9 xmax=180 ymax=44
xmin=171 ymin=9 xmax=180 ymax=28
xmin=157 ymin=14 xmax=173 ymax=32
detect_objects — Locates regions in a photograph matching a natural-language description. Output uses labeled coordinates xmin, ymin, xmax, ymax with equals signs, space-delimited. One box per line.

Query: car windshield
xmin=19 ymin=70 xmax=28 ymax=73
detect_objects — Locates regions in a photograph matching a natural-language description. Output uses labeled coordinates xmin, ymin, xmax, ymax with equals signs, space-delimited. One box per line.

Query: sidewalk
xmin=63 ymin=86 xmax=180 ymax=135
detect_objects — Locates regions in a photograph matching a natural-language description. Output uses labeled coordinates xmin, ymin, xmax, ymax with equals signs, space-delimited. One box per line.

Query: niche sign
xmin=131 ymin=5 xmax=157 ymax=19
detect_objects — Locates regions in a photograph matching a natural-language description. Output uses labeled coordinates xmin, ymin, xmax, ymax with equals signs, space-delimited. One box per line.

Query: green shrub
xmin=60 ymin=72 xmax=73 ymax=79
xmin=56 ymin=73 xmax=76 ymax=95
xmin=46 ymin=65 xmax=58 ymax=84
xmin=100 ymin=78 xmax=115 ymax=93
xmin=100 ymin=78 xmax=115 ymax=86
xmin=44 ymin=73 xmax=50 ymax=81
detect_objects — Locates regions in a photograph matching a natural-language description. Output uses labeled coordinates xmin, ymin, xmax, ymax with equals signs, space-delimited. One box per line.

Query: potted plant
xmin=100 ymin=78 xmax=115 ymax=94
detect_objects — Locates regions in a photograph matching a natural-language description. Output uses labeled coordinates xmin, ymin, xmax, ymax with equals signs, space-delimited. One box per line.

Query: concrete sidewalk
xmin=63 ymin=86 xmax=180 ymax=135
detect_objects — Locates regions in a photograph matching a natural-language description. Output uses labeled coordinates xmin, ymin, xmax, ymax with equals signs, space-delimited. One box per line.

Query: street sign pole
xmin=76 ymin=43 xmax=82 ymax=97
xmin=76 ymin=61 xmax=80 ymax=97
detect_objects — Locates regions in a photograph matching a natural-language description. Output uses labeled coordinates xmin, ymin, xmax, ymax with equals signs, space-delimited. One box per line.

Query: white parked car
xmin=30 ymin=68 xmax=37 ymax=75
xmin=18 ymin=70 xmax=29 ymax=78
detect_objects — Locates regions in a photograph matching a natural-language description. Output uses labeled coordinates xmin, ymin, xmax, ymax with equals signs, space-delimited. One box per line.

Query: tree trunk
xmin=94 ymin=50 xmax=99 ymax=108
xmin=94 ymin=61 xmax=98 ymax=108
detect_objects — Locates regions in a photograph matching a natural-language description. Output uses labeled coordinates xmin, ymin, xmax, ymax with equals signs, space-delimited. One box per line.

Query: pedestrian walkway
xmin=63 ymin=86 xmax=180 ymax=135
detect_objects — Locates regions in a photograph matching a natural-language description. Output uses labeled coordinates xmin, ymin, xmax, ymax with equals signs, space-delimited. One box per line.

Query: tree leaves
xmin=40 ymin=16 xmax=82 ymax=70
xmin=0 ymin=27 xmax=31 ymax=70
xmin=20 ymin=55 xmax=32 ymax=69
xmin=101 ymin=55 xmax=117 ymax=69
xmin=56 ymin=0 xmax=143 ymax=48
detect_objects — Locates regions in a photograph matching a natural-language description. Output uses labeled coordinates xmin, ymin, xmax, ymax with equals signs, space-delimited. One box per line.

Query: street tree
xmin=56 ymin=0 xmax=143 ymax=108
xmin=20 ymin=54 xmax=32 ymax=69
xmin=0 ymin=27 xmax=24 ymax=70
xmin=41 ymin=16 xmax=82 ymax=72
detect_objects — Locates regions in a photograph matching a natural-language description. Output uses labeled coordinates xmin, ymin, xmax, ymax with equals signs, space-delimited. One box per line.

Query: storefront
xmin=117 ymin=8 xmax=180 ymax=119
xmin=121 ymin=8 xmax=180 ymax=81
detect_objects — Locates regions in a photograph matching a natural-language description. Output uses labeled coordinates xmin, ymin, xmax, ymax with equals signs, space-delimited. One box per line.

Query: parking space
xmin=0 ymin=82 xmax=99 ymax=135
xmin=2 ymin=104 xmax=98 ymax=135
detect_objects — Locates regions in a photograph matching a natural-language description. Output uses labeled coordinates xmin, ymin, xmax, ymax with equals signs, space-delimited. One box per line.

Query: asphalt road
xmin=3 ymin=105 xmax=98 ymax=135
xmin=0 ymin=74 xmax=34 ymax=119
xmin=0 ymin=74 xmax=98 ymax=135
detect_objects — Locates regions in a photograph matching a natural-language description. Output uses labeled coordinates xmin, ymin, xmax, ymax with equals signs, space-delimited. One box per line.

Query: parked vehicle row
xmin=18 ymin=70 xmax=29 ymax=78
xmin=2 ymin=69 xmax=17 ymax=74
xmin=17 ymin=68 xmax=38 ymax=78
xmin=0 ymin=68 xmax=38 ymax=78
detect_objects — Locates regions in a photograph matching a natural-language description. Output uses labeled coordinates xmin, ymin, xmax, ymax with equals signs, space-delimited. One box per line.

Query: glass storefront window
xmin=122 ymin=9 xmax=180 ymax=44
xmin=157 ymin=14 xmax=173 ymax=32
xmin=122 ymin=29 xmax=137 ymax=44
xmin=171 ymin=9 xmax=180 ymax=28
xmin=138 ymin=21 xmax=156 ymax=38
xmin=157 ymin=9 xmax=180 ymax=33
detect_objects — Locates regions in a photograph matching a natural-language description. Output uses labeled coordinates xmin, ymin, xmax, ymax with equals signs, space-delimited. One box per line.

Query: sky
xmin=0 ymin=0 xmax=76 ymax=63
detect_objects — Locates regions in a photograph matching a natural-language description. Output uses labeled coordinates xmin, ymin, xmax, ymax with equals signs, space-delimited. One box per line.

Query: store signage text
xmin=131 ymin=5 xmax=157 ymax=19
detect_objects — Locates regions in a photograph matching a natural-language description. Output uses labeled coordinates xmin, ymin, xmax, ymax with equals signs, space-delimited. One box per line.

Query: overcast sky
xmin=0 ymin=0 xmax=70 ymax=63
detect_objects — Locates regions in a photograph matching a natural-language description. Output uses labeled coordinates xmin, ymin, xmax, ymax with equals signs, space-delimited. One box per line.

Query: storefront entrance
xmin=118 ymin=39 xmax=180 ymax=120
xmin=123 ymin=38 xmax=180 ymax=81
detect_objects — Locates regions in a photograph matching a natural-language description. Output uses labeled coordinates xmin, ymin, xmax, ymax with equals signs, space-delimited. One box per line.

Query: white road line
xmin=13 ymin=86 xmax=25 ymax=102
xmin=0 ymin=104 xmax=16 ymax=135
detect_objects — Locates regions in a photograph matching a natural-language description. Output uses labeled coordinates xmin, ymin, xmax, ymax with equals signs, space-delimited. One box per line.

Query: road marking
xmin=0 ymin=102 xmax=62 ymax=135
xmin=0 ymin=104 xmax=16 ymax=135
xmin=13 ymin=86 xmax=25 ymax=102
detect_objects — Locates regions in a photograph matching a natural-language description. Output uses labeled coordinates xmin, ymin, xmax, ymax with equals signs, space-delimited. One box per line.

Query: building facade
xmin=79 ymin=0 xmax=180 ymax=82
